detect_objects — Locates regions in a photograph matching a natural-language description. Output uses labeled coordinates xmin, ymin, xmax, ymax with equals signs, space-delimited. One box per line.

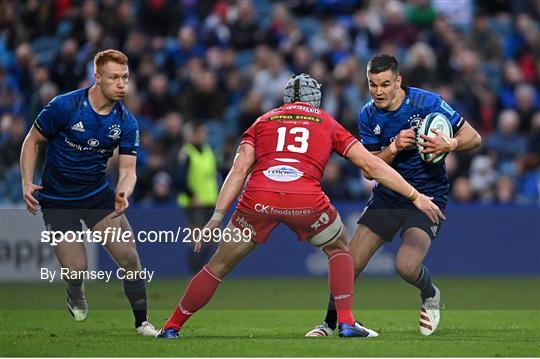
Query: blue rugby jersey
xmin=358 ymin=86 xmax=464 ymax=206
xmin=34 ymin=88 xmax=139 ymax=200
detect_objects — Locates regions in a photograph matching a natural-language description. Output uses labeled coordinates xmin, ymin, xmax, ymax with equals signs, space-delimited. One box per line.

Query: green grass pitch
xmin=1 ymin=277 xmax=539 ymax=357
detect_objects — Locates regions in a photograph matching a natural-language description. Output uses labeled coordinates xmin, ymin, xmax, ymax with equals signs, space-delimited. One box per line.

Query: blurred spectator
xmin=515 ymin=113 xmax=540 ymax=205
xmin=13 ymin=43 xmax=36 ymax=101
xmin=451 ymin=177 xmax=475 ymax=203
xmin=379 ymin=0 xmax=418 ymax=50
xmin=142 ymin=73 xmax=175 ymax=120
xmin=138 ymin=0 xmax=181 ymax=37
xmin=238 ymin=90 xmax=263 ymax=134
xmin=322 ymin=158 xmax=350 ymax=200
xmin=164 ymin=26 xmax=206 ymax=76
xmin=469 ymin=12 xmax=501 ymax=64
xmin=0 ymin=113 xmax=26 ymax=175
xmin=252 ymin=52 xmax=291 ymax=111
xmin=50 ymin=38 xmax=84 ymax=92
xmin=469 ymin=155 xmax=497 ymax=202
xmin=514 ymin=83 xmax=539 ymax=133
xmin=1 ymin=0 xmax=538 ymax=207
xmin=406 ymin=0 xmax=437 ymax=30
xmin=229 ymin=0 xmax=263 ymax=50
xmin=136 ymin=149 xmax=167 ymax=203
xmin=176 ymin=122 xmax=219 ymax=274
xmin=140 ymin=171 xmax=176 ymax=207
xmin=181 ymin=70 xmax=226 ymax=122
xmin=0 ymin=114 xmax=26 ymax=203
xmin=28 ymin=81 xmax=59 ymax=126
xmin=403 ymin=42 xmax=438 ymax=87
xmin=494 ymin=175 xmax=516 ymax=204
xmin=154 ymin=111 xmax=184 ymax=162
xmin=485 ymin=109 xmax=528 ymax=173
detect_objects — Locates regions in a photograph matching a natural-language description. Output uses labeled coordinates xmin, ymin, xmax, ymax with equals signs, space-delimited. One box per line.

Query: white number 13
xmin=276 ymin=127 xmax=310 ymax=153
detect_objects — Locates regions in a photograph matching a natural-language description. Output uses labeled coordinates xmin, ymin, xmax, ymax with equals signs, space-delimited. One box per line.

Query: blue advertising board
xmin=97 ymin=203 xmax=540 ymax=277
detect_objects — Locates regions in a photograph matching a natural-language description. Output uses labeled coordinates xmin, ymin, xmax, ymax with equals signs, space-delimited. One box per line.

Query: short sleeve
xmin=433 ymin=96 xmax=464 ymax=134
xmin=358 ymin=107 xmax=381 ymax=152
xmin=240 ymin=122 xmax=256 ymax=147
xmin=119 ymin=113 xmax=139 ymax=156
xmin=334 ymin=121 xmax=358 ymax=157
xmin=34 ymin=96 xmax=69 ymax=139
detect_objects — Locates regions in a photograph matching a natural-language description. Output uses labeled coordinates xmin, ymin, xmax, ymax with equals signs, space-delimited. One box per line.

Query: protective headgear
xmin=283 ymin=73 xmax=322 ymax=108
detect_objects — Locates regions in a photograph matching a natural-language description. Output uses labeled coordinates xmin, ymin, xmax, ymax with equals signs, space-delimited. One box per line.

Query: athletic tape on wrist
xmin=407 ymin=188 xmax=419 ymax=201
xmin=211 ymin=211 xmax=225 ymax=222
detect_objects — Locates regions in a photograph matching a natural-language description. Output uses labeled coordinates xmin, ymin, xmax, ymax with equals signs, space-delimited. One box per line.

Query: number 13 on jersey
xmin=275 ymin=127 xmax=310 ymax=153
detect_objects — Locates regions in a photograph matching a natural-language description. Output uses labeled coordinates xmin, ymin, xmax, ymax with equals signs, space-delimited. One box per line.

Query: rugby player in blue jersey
xmin=20 ymin=49 xmax=157 ymax=336
xmin=306 ymin=54 xmax=481 ymax=337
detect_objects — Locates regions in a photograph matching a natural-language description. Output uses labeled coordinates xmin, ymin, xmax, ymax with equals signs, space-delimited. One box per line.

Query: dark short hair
xmin=367 ymin=54 xmax=400 ymax=77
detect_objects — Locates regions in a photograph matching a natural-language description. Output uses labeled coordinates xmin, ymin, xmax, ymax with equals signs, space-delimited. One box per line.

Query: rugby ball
xmin=417 ymin=112 xmax=453 ymax=163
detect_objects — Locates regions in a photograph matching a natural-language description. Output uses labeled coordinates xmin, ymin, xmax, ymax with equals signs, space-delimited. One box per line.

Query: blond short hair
xmin=93 ymin=49 xmax=128 ymax=74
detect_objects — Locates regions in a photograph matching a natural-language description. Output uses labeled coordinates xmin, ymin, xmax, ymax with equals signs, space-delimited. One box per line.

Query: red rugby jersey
xmin=240 ymin=102 xmax=358 ymax=194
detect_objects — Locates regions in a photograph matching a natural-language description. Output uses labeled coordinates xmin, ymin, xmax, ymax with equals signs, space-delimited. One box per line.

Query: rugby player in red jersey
xmin=157 ymin=74 xmax=444 ymax=339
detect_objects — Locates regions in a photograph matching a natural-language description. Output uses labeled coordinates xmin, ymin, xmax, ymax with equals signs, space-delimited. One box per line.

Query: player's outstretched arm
xmin=20 ymin=126 xmax=47 ymax=215
xmin=194 ymin=144 xmax=255 ymax=253
xmin=113 ymin=154 xmax=137 ymax=217
xmin=214 ymin=143 xmax=255 ymax=216
xmin=346 ymin=142 xmax=445 ymax=224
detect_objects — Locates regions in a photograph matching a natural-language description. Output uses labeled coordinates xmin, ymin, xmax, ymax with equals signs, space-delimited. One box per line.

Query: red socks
xmin=163 ymin=253 xmax=356 ymax=330
xmin=328 ymin=251 xmax=356 ymax=325
xmin=164 ymin=265 xmax=222 ymax=330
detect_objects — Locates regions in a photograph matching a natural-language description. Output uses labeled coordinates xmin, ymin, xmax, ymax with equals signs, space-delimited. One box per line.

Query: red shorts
xmin=231 ymin=190 xmax=338 ymax=244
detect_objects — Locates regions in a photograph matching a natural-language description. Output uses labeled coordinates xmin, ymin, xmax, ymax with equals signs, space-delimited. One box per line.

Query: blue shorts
xmin=358 ymin=192 xmax=446 ymax=241
xmin=40 ymin=188 xmax=116 ymax=232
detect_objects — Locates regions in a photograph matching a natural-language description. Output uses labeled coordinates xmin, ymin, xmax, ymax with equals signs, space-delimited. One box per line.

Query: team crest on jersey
xmin=409 ymin=114 xmax=422 ymax=130
xmin=107 ymin=124 xmax=121 ymax=140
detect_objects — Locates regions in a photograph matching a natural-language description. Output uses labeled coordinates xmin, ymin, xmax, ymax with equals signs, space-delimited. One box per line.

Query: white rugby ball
xmin=417 ymin=112 xmax=453 ymax=163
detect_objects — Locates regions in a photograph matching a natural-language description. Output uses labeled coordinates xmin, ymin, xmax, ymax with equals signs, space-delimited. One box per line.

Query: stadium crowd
xmin=1 ymin=0 xmax=539 ymax=206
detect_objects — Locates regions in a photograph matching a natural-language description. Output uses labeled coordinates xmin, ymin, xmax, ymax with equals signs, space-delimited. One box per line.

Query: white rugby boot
xmin=419 ymin=285 xmax=443 ymax=335
xmin=305 ymin=322 xmax=334 ymax=337
xmin=136 ymin=321 xmax=159 ymax=336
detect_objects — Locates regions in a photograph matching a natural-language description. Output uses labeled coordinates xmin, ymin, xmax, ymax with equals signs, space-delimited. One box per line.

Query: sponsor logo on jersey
xmin=269 ymin=114 xmax=321 ymax=123
xmin=373 ymin=124 xmax=381 ymax=135
xmin=281 ymin=104 xmax=321 ymax=114
xmin=64 ymin=137 xmax=111 ymax=153
xmin=254 ymin=203 xmax=312 ymax=216
xmin=107 ymin=124 xmax=121 ymax=139
xmin=71 ymin=121 xmax=85 ymax=132
xmin=235 ymin=216 xmax=257 ymax=236
xmin=263 ymin=165 xmax=303 ymax=182
xmin=87 ymin=138 xmax=100 ymax=147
